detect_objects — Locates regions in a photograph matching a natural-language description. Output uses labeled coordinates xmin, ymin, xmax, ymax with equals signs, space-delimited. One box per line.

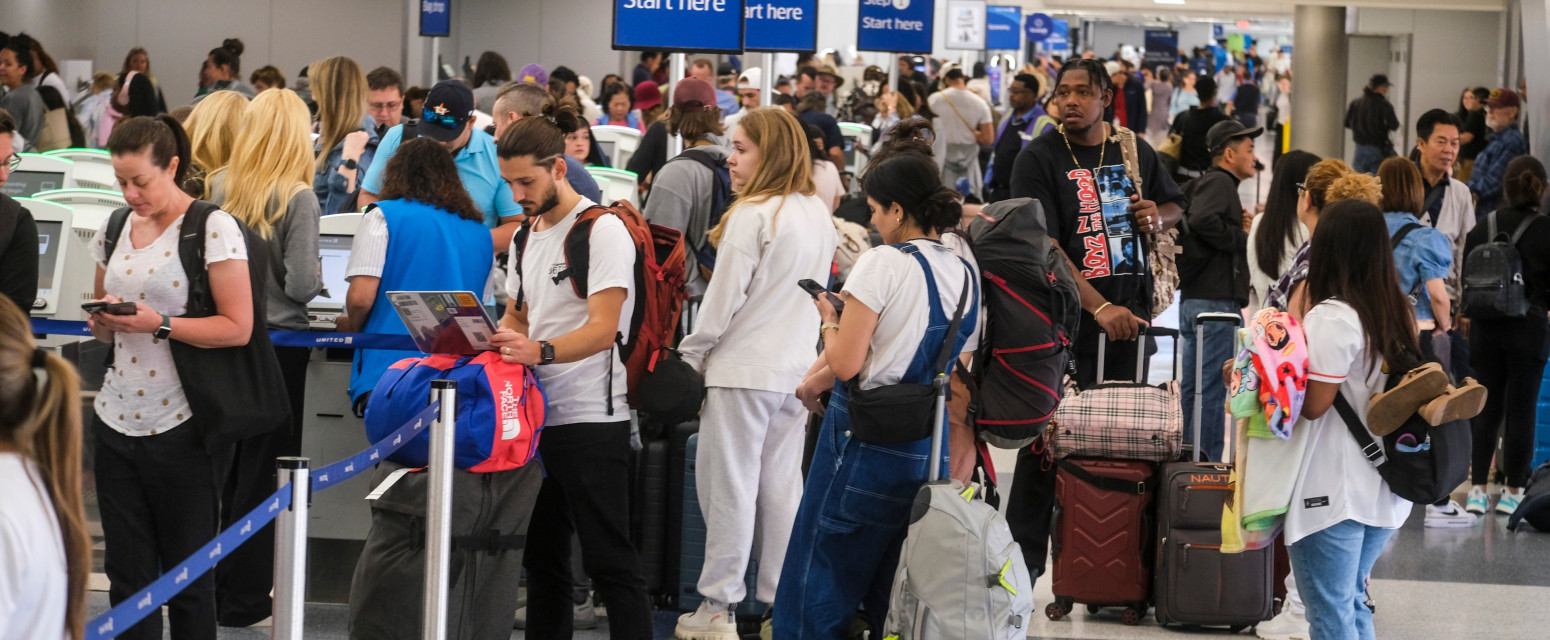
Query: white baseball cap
xmin=738 ymin=67 xmax=762 ymax=90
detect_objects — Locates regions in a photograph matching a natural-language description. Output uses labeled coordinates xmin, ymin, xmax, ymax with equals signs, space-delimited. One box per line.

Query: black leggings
xmin=1468 ymin=318 xmax=1549 ymax=487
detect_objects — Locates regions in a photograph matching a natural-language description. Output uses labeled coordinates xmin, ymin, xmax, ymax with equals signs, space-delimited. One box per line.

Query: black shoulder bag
xmin=848 ymin=263 xmax=973 ymax=445
xmin=1331 ymin=380 xmax=1470 ymax=505
xmin=104 ymin=202 xmax=292 ymax=452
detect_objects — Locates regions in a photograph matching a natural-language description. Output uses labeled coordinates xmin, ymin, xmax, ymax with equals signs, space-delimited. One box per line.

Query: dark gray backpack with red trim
xmin=965 ymin=198 xmax=1080 ymax=448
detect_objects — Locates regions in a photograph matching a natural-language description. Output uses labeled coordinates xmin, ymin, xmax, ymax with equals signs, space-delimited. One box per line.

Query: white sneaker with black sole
xmin=675 ymin=599 xmax=739 ymax=640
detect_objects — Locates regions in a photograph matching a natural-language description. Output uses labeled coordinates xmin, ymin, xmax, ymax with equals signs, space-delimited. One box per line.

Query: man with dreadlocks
xmin=1004 ymin=57 xmax=1188 ymax=585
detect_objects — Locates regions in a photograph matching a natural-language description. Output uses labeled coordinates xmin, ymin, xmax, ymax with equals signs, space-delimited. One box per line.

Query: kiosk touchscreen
xmin=839 ymin=123 xmax=873 ymax=177
xmin=310 ymin=213 xmax=363 ymax=329
xmin=43 ymin=148 xmax=117 ymax=191
xmin=592 ymin=125 xmax=642 ymax=171
xmin=20 ymin=198 xmax=72 ymax=316
xmin=2 ymin=154 xmax=73 ymax=198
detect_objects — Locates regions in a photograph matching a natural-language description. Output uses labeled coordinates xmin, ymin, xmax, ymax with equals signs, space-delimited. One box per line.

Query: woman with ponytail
xmin=672 ymin=107 xmax=837 ymax=638
xmin=89 ymin=114 xmax=256 ymax=639
xmin=0 ymin=296 xmax=89 ymax=639
xmin=1460 ymin=156 xmax=1550 ymax=516
xmin=778 ymin=153 xmax=981 ymax=637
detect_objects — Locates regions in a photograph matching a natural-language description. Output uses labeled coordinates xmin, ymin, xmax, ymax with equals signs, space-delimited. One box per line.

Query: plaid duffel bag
xmin=1051 ymin=328 xmax=1182 ymax=462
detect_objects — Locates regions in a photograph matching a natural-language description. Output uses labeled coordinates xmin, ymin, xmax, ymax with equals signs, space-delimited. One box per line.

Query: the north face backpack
xmin=966 ymin=198 xmax=1081 ymax=448
xmin=881 ymin=480 xmax=1035 ymax=640
xmin=364 ymin=352 xmax=547 ymax=472
xmin=668 ymin=147 xmax=733 ymax=278
xmin=1461 ymin=211 xmax=1540 ymax=319
xmin=512 ymin=200 xmax=689 ymax=413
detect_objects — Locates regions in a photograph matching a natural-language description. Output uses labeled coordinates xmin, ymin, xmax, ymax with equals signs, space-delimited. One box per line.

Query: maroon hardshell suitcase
xmin=1045 ymin=457 xmax=1157 ymax=625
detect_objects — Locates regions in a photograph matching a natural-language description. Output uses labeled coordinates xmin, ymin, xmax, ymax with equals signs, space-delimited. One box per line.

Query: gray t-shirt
xmin=0 ymin=84 xmax=46 ymax=147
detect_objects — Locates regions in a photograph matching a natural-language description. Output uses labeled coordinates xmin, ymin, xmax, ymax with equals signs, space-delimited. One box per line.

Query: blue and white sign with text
xmin=614 ymin=0 xmax=746 ymax=53
xmin=745 ymin=0 xmax=818 ymax=52
xmin=986 ymin=5 xmax=1021 ymax=50
xmin=858 ymin=0 xmax=935 ymax=54
xmin=1024 ymin=12 xmax=1051 ymax=42
xmin=1046 ymin=18 xmax=1069 ymax=51
xmin=420 ymin=0 xmax=451 ymax=37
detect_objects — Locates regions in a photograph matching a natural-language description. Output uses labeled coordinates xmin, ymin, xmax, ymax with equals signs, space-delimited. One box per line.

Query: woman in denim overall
xmin=779 ymin=154 xmax=980 ymax=638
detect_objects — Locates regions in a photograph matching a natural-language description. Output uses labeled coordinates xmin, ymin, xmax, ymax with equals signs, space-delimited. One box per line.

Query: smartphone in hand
xmin=82 ymin=301 xmax=138 ymax=315
xmin=797 ymin=279 xmax=845 ymax=316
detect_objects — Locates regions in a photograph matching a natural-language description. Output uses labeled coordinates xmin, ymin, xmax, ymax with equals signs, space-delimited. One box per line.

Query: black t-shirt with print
xmin=1008 ymin=128 xmax=1188 ymax=353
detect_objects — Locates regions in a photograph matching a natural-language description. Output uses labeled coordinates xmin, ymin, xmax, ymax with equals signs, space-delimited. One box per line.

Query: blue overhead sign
xmin=1024 ymin=12 xmax=1052 ymax=42
xmin=420 ymin=0 xmax=451 ymax=37
xmin=745 ymin=0 xmax=818 ymax=52
xmin=1213 ymin=23 xmax=1224 ymax=39
xmin=857 ymin=0 xmax=935 ymax=54
xmin=1046 ymin=18 xmax=1069 ymax=50
xmin=614 ymin=0 xmax=747 ymax=53
xmin=986 ymin=5 xmax=1020 ymax=50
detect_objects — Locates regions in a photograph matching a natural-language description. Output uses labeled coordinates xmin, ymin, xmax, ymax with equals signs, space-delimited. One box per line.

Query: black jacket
xmin=1122 ymin=78 xmax=1148 ymax=132
xmin=1179 ymin=167 xmax=1250 ymax=306
xmin=1345 ymin=89 xmax=1399 ymax=149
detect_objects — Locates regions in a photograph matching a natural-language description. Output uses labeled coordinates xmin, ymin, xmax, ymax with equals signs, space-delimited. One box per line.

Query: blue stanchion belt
xmin=30 ymin=318 xmax=420 ymax=351
xmin=85 ymin=401 xmax=442 ymax=639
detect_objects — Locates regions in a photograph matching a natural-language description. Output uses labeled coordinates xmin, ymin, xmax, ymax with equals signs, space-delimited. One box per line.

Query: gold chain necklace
xmin=1059 ymin=122 xmax=1107 ymax=171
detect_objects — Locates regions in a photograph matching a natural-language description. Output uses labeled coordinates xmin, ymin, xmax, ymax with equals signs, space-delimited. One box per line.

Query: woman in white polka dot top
xmin=85 ymin=115 xmax=254 ymax=639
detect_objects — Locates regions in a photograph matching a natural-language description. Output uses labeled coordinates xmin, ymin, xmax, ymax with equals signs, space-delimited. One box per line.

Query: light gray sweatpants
xmin=694 ymin=386 xmax=808 ymax=606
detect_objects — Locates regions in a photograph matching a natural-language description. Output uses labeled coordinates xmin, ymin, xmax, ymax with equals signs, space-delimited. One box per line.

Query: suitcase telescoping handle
xmin=1096 ymin=325 xmax=1180 ymax=384
xmin=1191 ymin=312 xmax=1243 ymax=463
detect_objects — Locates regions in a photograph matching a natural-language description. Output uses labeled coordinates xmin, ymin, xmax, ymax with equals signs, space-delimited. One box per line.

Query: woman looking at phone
xmin=778 ymin=152 xmax=980 ymax=638
xmin=672 ymin=107 xmax=836 ymax=639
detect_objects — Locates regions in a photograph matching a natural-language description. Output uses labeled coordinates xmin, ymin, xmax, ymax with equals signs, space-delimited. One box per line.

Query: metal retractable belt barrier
xmin=84 ymin=401 xmax=442 ymax=639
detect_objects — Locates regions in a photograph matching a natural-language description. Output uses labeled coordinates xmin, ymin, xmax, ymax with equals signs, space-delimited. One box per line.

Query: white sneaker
xmin=1425 ymin=500 xmax=1478 ymax=528
xmin=1256 ymin=605 xmax=1309 ymax=640
xmin=1465 ymin=486 xmax=1489 ymax=515
xmin=675 ymin=599 xmax=739 ymax=640
xmin=1497 ymin=488 xmax=1526 ymax=515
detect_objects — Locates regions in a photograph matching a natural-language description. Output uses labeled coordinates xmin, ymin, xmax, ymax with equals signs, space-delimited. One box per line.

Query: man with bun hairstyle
xmin=490 ymin=96 xmax=653 ymax=640
xmin=1005 ymin=57 xmax=1187 ymax=587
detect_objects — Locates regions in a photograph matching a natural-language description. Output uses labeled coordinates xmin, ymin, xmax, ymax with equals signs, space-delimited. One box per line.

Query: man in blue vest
xmin=984 ymin=74 xmax=1055 ymax=203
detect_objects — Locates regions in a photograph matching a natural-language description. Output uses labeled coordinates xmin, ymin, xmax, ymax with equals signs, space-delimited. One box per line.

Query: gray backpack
xmin=882 ymin=479 xmax=1035 ymax=640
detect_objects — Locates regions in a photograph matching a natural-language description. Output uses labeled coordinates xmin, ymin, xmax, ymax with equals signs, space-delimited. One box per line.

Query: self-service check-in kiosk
xmin=42 ymin=148 xmax=117 ymax=191
xmin=3 ymin=154 xmax=73 ymax=198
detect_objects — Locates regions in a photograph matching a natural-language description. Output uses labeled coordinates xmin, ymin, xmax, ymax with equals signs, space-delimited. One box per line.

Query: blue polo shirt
xmin=362 ymin=124 xmax=523 ymax=229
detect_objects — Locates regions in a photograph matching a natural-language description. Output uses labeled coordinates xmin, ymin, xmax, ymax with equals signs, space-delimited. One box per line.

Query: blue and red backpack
xmin=364 ymin=352 xmax=547 ymax=472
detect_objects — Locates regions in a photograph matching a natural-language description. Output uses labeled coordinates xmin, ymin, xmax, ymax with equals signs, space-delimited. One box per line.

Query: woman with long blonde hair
xmin=311 ymin=56 xmax=379 ymax=214
xmin=206 ymin=87 xmax=322 ymax=626
xmin=672 ymin=107 xmax=837 ymax=637
xmin=181 ymin=89 xmax=247 ymax=197
xmin=0 ymin=297 xmax=89 ymax=639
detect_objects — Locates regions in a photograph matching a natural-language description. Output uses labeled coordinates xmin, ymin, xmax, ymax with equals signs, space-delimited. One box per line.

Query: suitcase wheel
xmin=1121 ymin=607 xmax=1144 ymax=626
xmin=1045 ymin=598 xmax=1073 ymax=621
xmin=1086 ymin=604 xmax=1101 ymax=615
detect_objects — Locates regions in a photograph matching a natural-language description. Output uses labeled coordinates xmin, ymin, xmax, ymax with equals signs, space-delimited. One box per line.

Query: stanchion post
xmin=760 ymin=52 xmax=774 ymax=107
xmin=422 ymin=380 xmax=457 ymax=640
xmin=273 ymin=457 xmax=310 ymax=640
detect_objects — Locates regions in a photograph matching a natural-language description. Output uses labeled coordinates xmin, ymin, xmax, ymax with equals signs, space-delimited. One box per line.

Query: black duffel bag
xmin=1331 ymin=364 xmax=1471 ymax=505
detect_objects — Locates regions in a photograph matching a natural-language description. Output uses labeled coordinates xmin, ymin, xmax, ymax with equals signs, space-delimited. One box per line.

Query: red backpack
xmin=513 ymin=200 xmax=688 ymax=413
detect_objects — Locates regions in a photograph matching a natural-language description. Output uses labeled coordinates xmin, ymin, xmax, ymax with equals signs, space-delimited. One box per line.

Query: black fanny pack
xmin=848 ymin=269 xmax=971 ymax=445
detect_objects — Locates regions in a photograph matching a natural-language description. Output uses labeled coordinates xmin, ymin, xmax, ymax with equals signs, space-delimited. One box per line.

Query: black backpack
xmin=667 ymin=147 xmax=732 ymax=276
xmin=1508 ymin=461 xmax=1550 ymax=532
xmin=1332 ymin=364 xmax=1470 ymax=505
xmin=964 ymin=198 xmax=1080 ymax=448
xmin=1461 ymin=211 xmax=1539 ymax=319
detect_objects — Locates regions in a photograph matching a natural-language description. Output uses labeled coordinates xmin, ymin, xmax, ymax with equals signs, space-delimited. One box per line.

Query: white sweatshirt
xmin=679 ymin=192 xmax=837 ymax=393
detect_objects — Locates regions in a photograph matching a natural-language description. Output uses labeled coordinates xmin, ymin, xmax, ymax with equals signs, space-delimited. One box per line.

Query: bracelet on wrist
xmin=1092 ymin=302 xmax=1113 ymax=317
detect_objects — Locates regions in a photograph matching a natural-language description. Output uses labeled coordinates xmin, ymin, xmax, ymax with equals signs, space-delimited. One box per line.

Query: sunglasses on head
xmin=422 ymin=106 xmax=466 ymax=129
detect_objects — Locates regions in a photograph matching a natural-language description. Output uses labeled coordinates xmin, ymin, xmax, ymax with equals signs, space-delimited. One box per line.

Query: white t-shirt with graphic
xmin=91 ymin=210 xmax=248 ymax=436
xmin=1284 ymin=300 xmax=1413 ymax=544
xmin=507 ymin=198 xmax=635 ymax=425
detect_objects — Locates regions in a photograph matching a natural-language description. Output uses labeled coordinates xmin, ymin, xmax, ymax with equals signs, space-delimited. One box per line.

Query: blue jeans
xmin=1179 ymin=298 xmax=1238 ymax=462
xmin=1352 ymin=144 xmax=1391 ymax=175
xmin=1287 ymin=520 xmax=1396 ymax=640
xmin=773 ymin=383 xmax=950 ymax=639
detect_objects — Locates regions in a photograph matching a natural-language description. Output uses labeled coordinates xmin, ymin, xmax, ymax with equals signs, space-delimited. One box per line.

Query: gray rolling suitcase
xmin=1154 ymin=312 xmax=1274 ymax=630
